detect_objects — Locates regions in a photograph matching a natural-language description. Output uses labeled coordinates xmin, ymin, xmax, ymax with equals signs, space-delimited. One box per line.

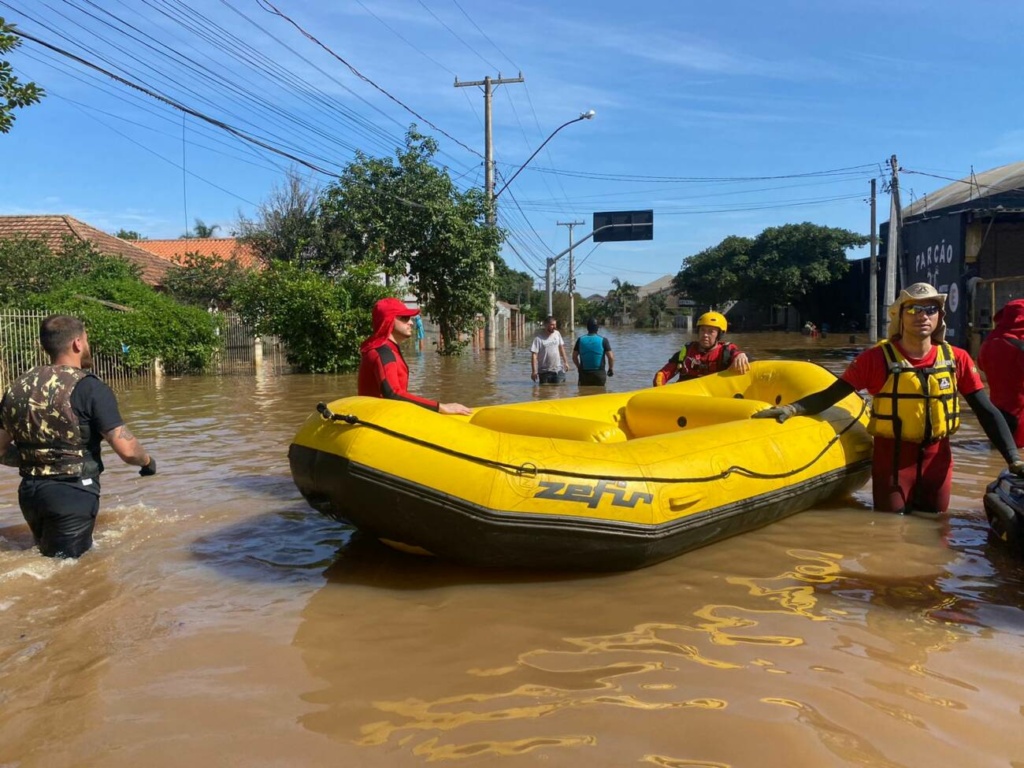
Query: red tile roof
xmin=0 ymin=215 xmax=170 ymax=286
xmin=134 ymin=238 xmax=260 ymax=270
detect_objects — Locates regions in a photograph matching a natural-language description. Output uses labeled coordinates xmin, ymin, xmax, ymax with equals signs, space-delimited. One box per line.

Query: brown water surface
xmin=2 ymin=329 xmax=1023 ymax=767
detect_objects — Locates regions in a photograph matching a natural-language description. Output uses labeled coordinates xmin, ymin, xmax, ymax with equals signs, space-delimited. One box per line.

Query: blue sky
xmin=2 ymin=0 xmax=1022 ymax=296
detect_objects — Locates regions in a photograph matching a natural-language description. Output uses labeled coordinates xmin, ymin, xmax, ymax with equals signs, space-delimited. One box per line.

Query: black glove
xmin=607 ymin=368 xmax=614 ymax=377
xmin=1010 ymin=459 xmax=1024 ymax=477
xmin=752 ymin=405 xmax=798 ymax=423
xmin=139 ymin=456 xmax=157 ymax=476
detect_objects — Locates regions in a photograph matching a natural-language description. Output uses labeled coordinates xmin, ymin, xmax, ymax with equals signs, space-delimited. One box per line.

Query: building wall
xmin=979 ymin=221 xmax=1024 ymax=279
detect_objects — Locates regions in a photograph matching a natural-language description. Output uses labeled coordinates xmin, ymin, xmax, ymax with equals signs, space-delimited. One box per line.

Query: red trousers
xmin=870 ymin=436 xmax=952 ymax=514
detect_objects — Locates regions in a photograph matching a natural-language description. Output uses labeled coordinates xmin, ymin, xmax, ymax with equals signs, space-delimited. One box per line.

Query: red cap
xmin=361 ymin=298 xmax=420 ymax=353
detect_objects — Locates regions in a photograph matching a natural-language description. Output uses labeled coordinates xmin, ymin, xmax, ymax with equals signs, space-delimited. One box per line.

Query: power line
xmin=255 ymin=0 xmax=481 ymax=159
xmin=12 ymin=25 xmax=344 ymax=175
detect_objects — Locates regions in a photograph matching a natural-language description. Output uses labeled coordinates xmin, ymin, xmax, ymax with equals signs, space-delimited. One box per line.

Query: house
xmin=134 ymin=238 xmax=260 ymax=270
xmin=0 ymin=214 xmax=170 ymax=286
xmin=637 ymin=274 xmax=694 ymax=328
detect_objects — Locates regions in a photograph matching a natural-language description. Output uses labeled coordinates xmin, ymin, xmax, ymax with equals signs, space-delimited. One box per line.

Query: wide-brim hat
xmin=886 ymin=282 xmax=947 ymax=343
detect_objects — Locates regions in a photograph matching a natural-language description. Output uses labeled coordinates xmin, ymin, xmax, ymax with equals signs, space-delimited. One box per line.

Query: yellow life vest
xmin=868 ymin=341 xmax=960 ymax=442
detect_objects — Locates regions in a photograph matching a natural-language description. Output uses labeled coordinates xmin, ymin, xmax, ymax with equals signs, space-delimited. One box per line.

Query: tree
xmin=634 ymin=292 xmax=668 ymax=329
xmin=114 ymin=229 xmax=144 ymax=241
xmin=236 ymin=167 xmax=318 ymax=265
xmin=182 ymin=218 xmax=220 ymax=238
xmin=604 ymin=277 xmax=640 ymax=326
xmin=318 ymin=129 xmax=502 ymax=353
xmin=1 ymin=235 xmax=219 ymax=372
xmin=744 ymin=223 xmax=868 ymax=316
xmin=673 ymin=235 xmax=753 ymax=310
xmin=164 ymin=251 xmax=249 ymax=310
xmin=0 ymin=19 xmax=44 ymax=134
xmin=494 ymin=260 xmax=533 ymax=308
xmin=0 ymin=235 xmax=91 ymax=303
xmin=231 ymin=260 xmax=389 ymax=373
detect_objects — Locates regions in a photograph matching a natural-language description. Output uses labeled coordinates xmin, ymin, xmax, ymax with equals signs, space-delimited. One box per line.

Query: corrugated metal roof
xmin=904 ymin=160 xmax=1024 ymax=218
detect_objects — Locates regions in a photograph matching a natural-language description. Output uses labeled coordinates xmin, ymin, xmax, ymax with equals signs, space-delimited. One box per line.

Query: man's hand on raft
xmin=440 ymin=403 xmax=473 ymax=416
xmin=752 ymin=405 xmax=799 ymax=423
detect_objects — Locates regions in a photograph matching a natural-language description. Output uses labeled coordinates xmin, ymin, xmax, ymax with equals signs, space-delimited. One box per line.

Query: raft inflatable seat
xmin=623 ymin=392 xmax=772 ymax=437
xmin=469 ymin=407 xmax=628 ymax=443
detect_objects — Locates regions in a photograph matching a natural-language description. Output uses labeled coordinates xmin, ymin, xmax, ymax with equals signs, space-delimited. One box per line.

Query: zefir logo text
xmin=534 ymin=479 xmax=653 ymax=509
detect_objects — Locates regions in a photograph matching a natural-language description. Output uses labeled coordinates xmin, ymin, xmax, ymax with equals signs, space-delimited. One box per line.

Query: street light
xmin=493 ymin=110 xmax=596 ymax=200
xmin=485 ymin=109 xmax=595 ymax=349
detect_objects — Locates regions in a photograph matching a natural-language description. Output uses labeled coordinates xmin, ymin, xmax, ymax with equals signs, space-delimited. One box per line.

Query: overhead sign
xmin=593 ymin=210 xmax=654 ymax=242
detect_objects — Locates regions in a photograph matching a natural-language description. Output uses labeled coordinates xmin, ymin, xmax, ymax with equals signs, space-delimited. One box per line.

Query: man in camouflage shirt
xmin=0 ymin=315 xmax=156 ymax=558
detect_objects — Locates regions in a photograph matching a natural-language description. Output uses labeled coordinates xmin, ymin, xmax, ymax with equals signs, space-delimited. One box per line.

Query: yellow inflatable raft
xmin=289 ymin=360 xmax=872 ymax=570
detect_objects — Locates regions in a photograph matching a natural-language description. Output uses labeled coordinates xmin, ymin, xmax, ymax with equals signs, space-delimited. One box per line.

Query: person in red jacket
xmin=358 ymin=298 xmax=472 ymax=415
xmin=978 ymin=298 xmax=1024 ymax=448
xmin=652 ymin=311 xmax=750 ymax=385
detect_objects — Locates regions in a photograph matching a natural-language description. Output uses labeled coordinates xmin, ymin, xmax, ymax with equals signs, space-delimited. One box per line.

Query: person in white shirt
xmin=530 ymin=315 xmax=572 ymax=384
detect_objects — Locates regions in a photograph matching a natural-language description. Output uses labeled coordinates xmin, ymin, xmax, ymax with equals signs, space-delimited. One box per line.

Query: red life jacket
xmin=678 ymin=341 xmax=736 ymax=380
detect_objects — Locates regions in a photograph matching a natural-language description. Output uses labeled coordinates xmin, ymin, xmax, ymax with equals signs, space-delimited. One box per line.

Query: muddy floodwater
xmin=2 ymin=328 xmax=1023 ymax=767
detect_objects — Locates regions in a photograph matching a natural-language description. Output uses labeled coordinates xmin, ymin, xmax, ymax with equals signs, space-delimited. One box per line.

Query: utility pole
xmin=883 ymin=154 xmax=901 ymax=312
xmin=557 ymin=220 xmax=584 ymax=335
xmin=454 ymin=72 xmax=524 ymax=350
xmin=869 ymin=177 xmax=877 ymax=343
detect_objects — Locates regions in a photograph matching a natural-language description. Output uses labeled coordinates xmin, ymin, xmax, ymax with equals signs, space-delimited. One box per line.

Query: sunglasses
xmin=902 ymin=304 xmax=940 ymax=316
xmin=396 ymin=316 xmax=414 ymax=323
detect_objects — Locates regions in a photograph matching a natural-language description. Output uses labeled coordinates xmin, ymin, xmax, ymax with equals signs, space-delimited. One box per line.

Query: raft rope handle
xmin=315 ymin=398 xmax=868 ymax=484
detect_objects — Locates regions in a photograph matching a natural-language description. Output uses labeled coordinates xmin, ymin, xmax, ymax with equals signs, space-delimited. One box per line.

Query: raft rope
xmin=315 ymin=398 xmax=869 ymax=485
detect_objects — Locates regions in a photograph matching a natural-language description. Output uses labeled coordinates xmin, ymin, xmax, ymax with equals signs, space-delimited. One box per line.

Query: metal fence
xmin=213 ymin=312 xmax=291 ymax=374
xmin=0 ymin=309 xmax=154 ymax=391
xmin=0 ymin=309 xmax=289 ymax=391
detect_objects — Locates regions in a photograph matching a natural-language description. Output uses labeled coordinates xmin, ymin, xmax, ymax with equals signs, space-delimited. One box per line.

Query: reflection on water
xmin=1 ymin=330 xmax=1024 ymax=765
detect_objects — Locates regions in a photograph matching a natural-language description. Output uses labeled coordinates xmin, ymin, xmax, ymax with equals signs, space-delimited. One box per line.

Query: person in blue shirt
xmin=572 ymin=317 xmax=615 ymax=386
xmin=412 ymin=314 xmax=425 ymax=352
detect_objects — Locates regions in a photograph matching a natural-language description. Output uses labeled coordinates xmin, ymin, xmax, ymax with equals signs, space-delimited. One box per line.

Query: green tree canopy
xmin=672 ymin=224 xmax=867 ymax=317
xmin=164 ymin=251 xmax=249 ymax=310
xmin=317 ymin=128 xmax=502 ymax=354
xmin=604 ymin=277 xmax=640 ymax=326
xmin=114 ymin=229 xmax=144 ymax=241
xmin=231 ymin=260 xmax=389 ymax=373
xmin=673 ymin=235 xmax=753 ymax=310
xmin=745 ymin=223 xmax=868 ymax=313
xmin=0 ymin=19 xmax=44 ymax=134
xmin=1 ymin=235 xmax=219 ymax=372
xmin=494 ymin=260 xmax=534 ymax=308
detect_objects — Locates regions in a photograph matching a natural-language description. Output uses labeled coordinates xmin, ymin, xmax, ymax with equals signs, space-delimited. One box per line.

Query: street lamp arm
xmin=493 ymin=110 xmax=595 ymax=200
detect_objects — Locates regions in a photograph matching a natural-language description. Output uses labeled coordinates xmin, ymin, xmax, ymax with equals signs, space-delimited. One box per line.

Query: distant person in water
xmin=530 ymin=315 xmax=572 ymax=384
xmin=572 ymin=317 xmax=614 ymax=386
xmin=653 ymin=311 xmax=749 ymax=385
xmin=358 ymin=298 xmax=471 ymax=415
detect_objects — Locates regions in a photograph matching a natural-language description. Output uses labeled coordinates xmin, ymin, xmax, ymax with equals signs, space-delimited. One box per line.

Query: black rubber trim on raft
xmin=289 ymin=443 xmax=872 ymax=571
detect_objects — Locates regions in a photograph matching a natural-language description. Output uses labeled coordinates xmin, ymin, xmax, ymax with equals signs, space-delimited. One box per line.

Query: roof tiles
xmin=134 ymin=238 xmax=260 ymax=269
xmin=0 ymin=215 xmax=170 ymax=286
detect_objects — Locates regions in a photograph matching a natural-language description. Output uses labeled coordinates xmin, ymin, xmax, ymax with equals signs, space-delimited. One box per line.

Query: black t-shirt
xmin=70 ymin=375 xmax=124 ymax=475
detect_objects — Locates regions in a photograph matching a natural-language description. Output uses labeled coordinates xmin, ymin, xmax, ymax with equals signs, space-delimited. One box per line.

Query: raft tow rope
xmin=314 ymin=399 xmax=869 ymax=485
